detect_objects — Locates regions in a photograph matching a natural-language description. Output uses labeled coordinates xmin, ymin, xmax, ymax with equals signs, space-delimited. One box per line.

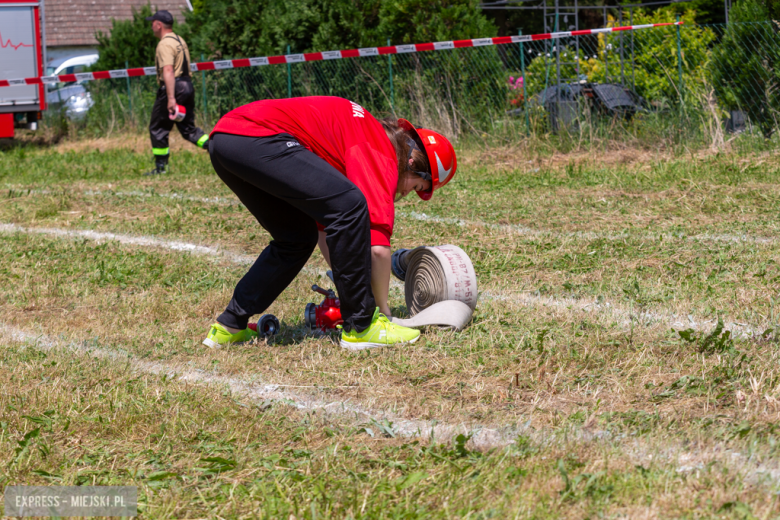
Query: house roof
xmin=45 ymin=0 xmax=191 ymax=47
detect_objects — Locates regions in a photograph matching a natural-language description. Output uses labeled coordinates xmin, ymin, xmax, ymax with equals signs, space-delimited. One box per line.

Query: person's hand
xmin=167 ymin=97 xmax=177 ymax=115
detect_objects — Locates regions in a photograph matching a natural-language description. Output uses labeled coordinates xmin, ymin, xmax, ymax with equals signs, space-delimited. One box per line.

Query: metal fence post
xmin=201 ymin=53 xmax=207 ymax=126
xmin=554 ymin=0 xmax=561 ymax=95
xmin=519 ymin=30 xmax=530 ymax=135
xmin=125 ymin=60 xmax=132 ymax=119
xmin=388 ymin=38 xmax=394 ymax=113
xmin=630 ymin=7 xmax=636 ymax=91
xmin=287 ymin=44 xmax=292 ymax=98
xmin=543 ymin=9 xmax=558 ymax=96
xmin=619 ymin=8 xmax=625 ymax=85
xmin=676 ymin=15 xmax=684 ymax=105
xmin=603 ymin=7 xmax=610 ymax=83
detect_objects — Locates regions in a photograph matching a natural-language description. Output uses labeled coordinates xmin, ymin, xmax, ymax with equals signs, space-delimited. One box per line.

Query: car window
xmin=48 ymin=58 xmax=99 ymax=92
xmin=52 ymin=65 xmax=80 ymax=90
xmin=73 ymin=65 xmax=88 ymax=84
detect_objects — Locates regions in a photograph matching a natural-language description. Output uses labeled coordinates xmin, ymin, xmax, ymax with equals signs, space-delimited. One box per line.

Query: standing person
xmin=203 ymin=96 xmax=457 ymax=350
xmin=145 ymin=10 xmax=208 ymax=175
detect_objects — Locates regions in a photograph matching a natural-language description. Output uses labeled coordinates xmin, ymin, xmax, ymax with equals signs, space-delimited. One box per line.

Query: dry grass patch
xmin=4 ymin=333 xmax=780 ymax=518
xmin=3 ymin=138 xmax=780 ymax=516
xmin=51 ymin=132 xmax=204 ymax=155
xmin=2 ymin=231 xmax=780 ymax=436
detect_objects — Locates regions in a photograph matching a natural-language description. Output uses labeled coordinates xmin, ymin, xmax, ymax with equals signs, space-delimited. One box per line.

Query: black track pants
xmin=209 ymin=132 xmax=376 ymax=332
xmin=149 ymin=78 xmax=207 ymax=153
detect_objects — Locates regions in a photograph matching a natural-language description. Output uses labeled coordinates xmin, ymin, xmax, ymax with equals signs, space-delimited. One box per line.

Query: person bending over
xmin=203 ymin=96 xmax=457 ymax=350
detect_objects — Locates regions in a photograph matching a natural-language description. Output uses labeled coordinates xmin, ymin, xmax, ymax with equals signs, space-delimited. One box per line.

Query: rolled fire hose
xmin=389 ymin=245 xmax=478 ymax=331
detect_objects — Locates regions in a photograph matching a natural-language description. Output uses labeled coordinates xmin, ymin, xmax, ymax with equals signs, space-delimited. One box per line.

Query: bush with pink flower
xmin=507 ymin=75 xmax=525 ymax=107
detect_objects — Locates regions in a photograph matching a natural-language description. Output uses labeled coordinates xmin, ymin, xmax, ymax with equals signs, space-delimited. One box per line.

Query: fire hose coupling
xmin=305 ymin=284 xmax=343 ymax=332
xmin=248 ymin=314 xmax=281 ymax=336
xmin=391 ymin=248 xmax=411 ymax=281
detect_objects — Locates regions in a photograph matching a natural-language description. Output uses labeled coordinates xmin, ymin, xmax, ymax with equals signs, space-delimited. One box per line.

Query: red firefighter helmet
xmin=398 ymin=119 xmax=457 ymax=201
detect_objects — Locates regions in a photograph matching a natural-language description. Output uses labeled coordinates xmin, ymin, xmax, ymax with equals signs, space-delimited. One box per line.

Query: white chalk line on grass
xmin=81 ymin=189 xmax=239 ymax=206
xmin=8 ymin=187 xmax=239 ymax=206
xmin=10 ymin=187 xmax=779 ymax=246
xmin=483 ymin=290 xmax=769 ymax=338
xmin=4 ymin=206 xmax=780 ymax=480
xmin=0 ymin=222 xmax=254 ymax=266
xmin=0 ymin=221 xmax=770 ymax=338
xmin=7 ymin=326 xmax=780 ymax=488
xmin=404 ymin=211 xmax=779 ymax=246
xmin=0 ymin=324 xmax=518 ymax=450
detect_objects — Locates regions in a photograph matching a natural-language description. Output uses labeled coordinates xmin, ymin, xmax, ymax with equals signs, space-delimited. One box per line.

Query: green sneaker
xmin=339 ymin=308 xmax=420 ymax=351
xmin=202 ymin=323 xmax=258 ymax=348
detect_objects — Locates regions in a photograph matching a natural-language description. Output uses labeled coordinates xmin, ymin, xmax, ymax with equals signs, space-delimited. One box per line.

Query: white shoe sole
xmin=202 ymin=338 xmax=220 ymax=349
xmin=203 ymin=337 xmax=259 ymax=349
xmin=339 ymin=335 xmax=419 ymax=351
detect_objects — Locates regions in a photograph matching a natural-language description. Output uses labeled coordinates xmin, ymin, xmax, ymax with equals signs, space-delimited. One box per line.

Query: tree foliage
xmin=181 ymin=0 xmax=495 ymax=59
xmin=765 ymin=0 xmax=780 ymax=22
xmin=180 ymin=0 xmax=374 ymax=59
xmin=485 ymin=0 xmax=729 ymax=40
xmin=92 ymin=4 xmax=161 ymax=70
xmin=521 ymin=8 xmax=715 ymax=105
xmin=376 ymin=0 xmax=496 ymax=45
xmin=710 ymin=0 xmax=780 ymax=137
xmin=609 ymin=8 xmax=715 ymax=103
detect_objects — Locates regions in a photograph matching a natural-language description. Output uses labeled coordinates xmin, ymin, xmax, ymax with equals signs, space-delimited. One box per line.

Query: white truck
xmin=0 ymin=0 xmax=45 ymax=138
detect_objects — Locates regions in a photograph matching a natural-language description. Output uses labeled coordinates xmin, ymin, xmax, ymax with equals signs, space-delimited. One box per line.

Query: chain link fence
xmin=73 ymin=22 xmax=780 ymax=147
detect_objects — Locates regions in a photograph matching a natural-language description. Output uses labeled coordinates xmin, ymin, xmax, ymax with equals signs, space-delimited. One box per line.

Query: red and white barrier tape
xmin=0 ymin=22 xmax=682 ymax=88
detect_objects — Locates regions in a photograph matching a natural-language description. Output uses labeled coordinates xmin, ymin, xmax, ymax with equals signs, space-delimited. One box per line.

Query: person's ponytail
xmin=380 ymin=118 xmax=429 ymax=178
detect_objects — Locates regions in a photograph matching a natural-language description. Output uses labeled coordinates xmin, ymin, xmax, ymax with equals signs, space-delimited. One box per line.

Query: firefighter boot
xmin=145 ymin=153 xmax=169 ymax=176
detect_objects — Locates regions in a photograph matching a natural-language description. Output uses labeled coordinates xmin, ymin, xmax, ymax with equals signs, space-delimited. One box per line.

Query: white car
xmin=46 ymin=54 xmax=99 ymax=120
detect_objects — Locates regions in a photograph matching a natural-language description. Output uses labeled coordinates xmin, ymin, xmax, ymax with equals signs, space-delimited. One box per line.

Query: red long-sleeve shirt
xmin=210 ymin=96 xmax=398 ymax=247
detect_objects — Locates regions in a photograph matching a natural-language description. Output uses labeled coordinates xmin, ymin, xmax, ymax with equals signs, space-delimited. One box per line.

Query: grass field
xmin=2 ymin=133 xmax=780 ymax=518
